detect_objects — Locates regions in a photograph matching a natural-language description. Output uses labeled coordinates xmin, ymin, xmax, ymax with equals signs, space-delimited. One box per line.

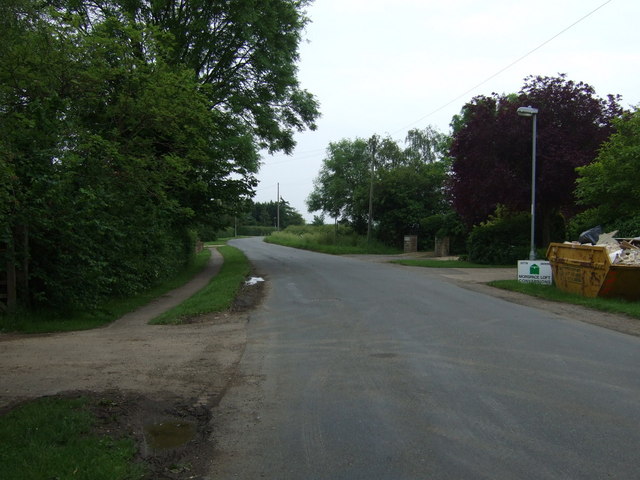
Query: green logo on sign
xmin=530 ymin=264 xmax=540 ymax=275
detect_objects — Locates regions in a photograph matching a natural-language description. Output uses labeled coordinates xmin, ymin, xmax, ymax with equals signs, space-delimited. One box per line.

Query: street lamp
xmin=517 ymin=106 xmax=539 ymax=260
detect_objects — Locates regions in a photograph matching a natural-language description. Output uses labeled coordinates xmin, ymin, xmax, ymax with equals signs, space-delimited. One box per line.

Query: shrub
xmin=467 ymin=208 xmax=530 ymax=264
xmin=567 ymin=211 xmax=640 ymax=240
xmin=419 ymin=212 xmax=468 ymax=254
xmin=611 ymin=216 xmax=640 ymax=237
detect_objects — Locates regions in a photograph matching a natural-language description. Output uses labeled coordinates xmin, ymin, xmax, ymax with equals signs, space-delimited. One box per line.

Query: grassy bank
xmin=392 ymin=259 xmax=515 ymax=268
xmin=151 ymin=245 xmax=251 ymax=324
xmin=0 ymin=249 xmax=213 ymax=334
xmin=266 ymin=226 xmax=400 ymax=255
xmin=0 ymin=396 xmax=146 ymax=480
xmin=490 ymin=280 xmax=640 ymax=319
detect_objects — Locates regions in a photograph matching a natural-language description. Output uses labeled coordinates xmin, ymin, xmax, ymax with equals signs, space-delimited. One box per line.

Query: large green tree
xmin=306 ymin=138 xmax=371 ymax=230
xmin=0 ymin=0 xmax=77 ymax=309
xmin=307 ymin=128 xmax=450 ymax=244
xmin=57 ymin=0 xmax=319 ymax=155
xmin=574 ymin=107 xmax=640 ymax=234
xmin=1 ymin=0 xmax=319 ymax=310
xmin=246 ymin=200 xmax=304 ymax=229
xmin=374 ymin=161 xmax=449 ymax=247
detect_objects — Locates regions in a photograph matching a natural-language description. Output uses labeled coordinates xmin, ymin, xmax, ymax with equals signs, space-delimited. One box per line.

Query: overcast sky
xmin=253 ymin=0 xmax=640 ymax=221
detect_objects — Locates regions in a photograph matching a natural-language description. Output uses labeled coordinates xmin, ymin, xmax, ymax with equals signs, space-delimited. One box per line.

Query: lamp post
xmin=517 ymin=106 xmax=539 ymax=260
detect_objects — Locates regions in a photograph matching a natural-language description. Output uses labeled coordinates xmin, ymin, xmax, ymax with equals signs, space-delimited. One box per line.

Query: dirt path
xmin=0 ymin=248 xmax=244 ymax=408
xmin=0 ymin=247 xmax=260 ymax=478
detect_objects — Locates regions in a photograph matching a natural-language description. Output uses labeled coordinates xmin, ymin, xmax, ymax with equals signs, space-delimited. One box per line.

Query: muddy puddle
xmin=144 ymin=419 xmax=197 ymax=450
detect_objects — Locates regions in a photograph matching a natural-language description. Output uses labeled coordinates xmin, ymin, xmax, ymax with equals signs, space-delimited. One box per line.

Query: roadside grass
xmin=489 ymin=280 xmax=640 ymax=319
xmin=0 ymin=396 xmax=146 ymax=480
xmin=0 ymin=249 xmax=212 ymax=334
xmin=151 ymin=245 xmax=251 ymax=324
xmin=392 ymin=259 xmax=515 ymax=268
xmin=266 ymin=230 xmax=400 ymax=255
xmin=395 ymin=259 xmax=640 ymax=318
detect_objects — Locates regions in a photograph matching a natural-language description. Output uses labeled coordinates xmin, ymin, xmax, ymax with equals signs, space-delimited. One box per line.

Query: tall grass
xmin=266 ymin=225 xmax=400 ymax=255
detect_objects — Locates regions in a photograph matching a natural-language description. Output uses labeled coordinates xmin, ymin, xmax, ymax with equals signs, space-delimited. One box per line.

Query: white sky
xmin=253 ymin=0 xmax=640 ymax=222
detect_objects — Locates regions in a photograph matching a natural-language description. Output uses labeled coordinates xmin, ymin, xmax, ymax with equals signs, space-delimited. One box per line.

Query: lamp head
xmin=517 ymin=106 xmax=539 ymax=117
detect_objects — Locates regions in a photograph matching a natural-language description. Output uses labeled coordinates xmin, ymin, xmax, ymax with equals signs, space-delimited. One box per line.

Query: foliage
xmin=419 ymin=211 xmax=468 ymax=254
xmin=449 ymin=74 xmax=623 ymax=244
xmin=151 ymin=246 xmax=250 ymax=324
xmin=609 ymin=216 xmax=640 ymax=238
xmin=0 ymin=0 xmax=318 ymax=311
xmin=306 ymin=137 xmax=372 ymax=229
xmin=404 ymin=126 xmax=448 ymax=164
xmin=467 ymin=208 xmax=531 ymax=265
xmin=311 ymin=214 xmax=326 ymax=226
xmin=0 ymin=396 xmax=146 ymax=479
xmin=0 ymin=249 xmax=212 ymax=333
xmin=307 ymin=127 xmax=450 ymax=245
xmin=245 ymin=200 xmax=305 ymax=228
xmin=575 ymin=108 xmax=640 ymax=230
xmin=374 ymin=161 xmax=448 ymax=247
xmin=266 ymin=225 xmax=400 ymax=255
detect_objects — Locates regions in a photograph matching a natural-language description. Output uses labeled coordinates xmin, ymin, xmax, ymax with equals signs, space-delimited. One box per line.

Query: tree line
xmin=307 ymin=74 xmax=638 ymax=260
xmin=0 ymin=0 xmax=319 ymax=312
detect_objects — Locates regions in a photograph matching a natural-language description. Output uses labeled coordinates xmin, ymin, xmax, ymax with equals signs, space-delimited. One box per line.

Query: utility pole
xmin=277 ymin=183 xmax=280 ymax=231
xmin=367 ymin=135 xmax=378 ymax=244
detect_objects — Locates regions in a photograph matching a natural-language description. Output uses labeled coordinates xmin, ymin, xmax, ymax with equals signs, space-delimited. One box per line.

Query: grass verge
xmin=266 ymin=230 xmax=400 ymax=255
xmin=392 ymin=259 xmax=515 ymax=268
xmin=0 ymin=249 xmax=212 ymax=334
xmin=489 ymin=280 xmax=640 ymax=319
xmin=151 ymin=245 xmax=250 ymax=324
xmin=0 ymin=396 xmax=146 ymax=480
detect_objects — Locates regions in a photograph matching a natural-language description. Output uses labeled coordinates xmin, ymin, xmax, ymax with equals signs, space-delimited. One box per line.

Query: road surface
xmin=209 ymin=237 xmax=640 ymax=479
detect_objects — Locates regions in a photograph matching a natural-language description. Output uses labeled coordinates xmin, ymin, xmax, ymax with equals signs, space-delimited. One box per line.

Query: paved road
xmin=209 ymin=238 xmax=640 ymax=479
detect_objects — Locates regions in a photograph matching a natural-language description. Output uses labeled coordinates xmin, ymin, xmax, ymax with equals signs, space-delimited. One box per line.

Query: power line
xmin=393 ymin=0 xmax=614 ymax=134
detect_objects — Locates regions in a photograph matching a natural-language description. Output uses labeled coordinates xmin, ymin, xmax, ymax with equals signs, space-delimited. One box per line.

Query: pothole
xmin=143 ymin=419 xmax=197 ymax=450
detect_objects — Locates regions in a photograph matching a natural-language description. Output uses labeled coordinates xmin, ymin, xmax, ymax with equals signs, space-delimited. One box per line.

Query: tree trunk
xmin=1 ymin=226 xmax=29 ymax=313
xmin=18 ymin=225 xmax=29 ymax=305
xmin=5 ymin=240 xmax=17 ymax=313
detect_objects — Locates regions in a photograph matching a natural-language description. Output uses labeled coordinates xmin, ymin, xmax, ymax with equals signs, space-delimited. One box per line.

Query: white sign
xmin=517 ymin=260 xmax=552 ymax=285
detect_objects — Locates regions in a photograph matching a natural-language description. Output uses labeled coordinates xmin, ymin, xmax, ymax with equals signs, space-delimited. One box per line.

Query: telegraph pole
xmin=277 ymin=183 xmax=280 ymax=231
xmin=367 ymin=135 xmax=378 ymax=244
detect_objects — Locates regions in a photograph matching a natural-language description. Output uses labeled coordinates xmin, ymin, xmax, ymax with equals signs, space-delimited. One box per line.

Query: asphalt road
xmin=209 ymin=237 xmax=640 ymax=479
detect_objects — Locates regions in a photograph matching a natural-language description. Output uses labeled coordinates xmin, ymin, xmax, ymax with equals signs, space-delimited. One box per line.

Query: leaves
xmin=1 ymin=0 xmax=317 ymax=310
xmin=575 ymin=108 xmax=640 ymax=225
xmin=449 ymin=74 xmax=623 ymax=240
xmin=307 ymin=129 xmax=450 ymax=245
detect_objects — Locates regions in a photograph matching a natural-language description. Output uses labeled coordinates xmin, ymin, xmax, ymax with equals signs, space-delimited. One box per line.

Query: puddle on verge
xmin=144 ymin=420 xmax=197 ymax=450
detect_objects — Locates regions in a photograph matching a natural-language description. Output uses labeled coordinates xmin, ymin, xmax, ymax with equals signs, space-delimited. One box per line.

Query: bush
xmin=611 ymin=216 xmax=640 ymax=237
xmin=467 ymin=209 xmax=530 ymax=264
xmin=419 ymin=212 xmax=468 ymax=254
xmin=567 ymin=210 xmax=640 ymax=240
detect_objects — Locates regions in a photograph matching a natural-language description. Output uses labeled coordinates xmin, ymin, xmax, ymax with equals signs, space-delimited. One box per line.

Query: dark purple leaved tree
xmin=449 ymin=74 xmax=623 ymax=245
